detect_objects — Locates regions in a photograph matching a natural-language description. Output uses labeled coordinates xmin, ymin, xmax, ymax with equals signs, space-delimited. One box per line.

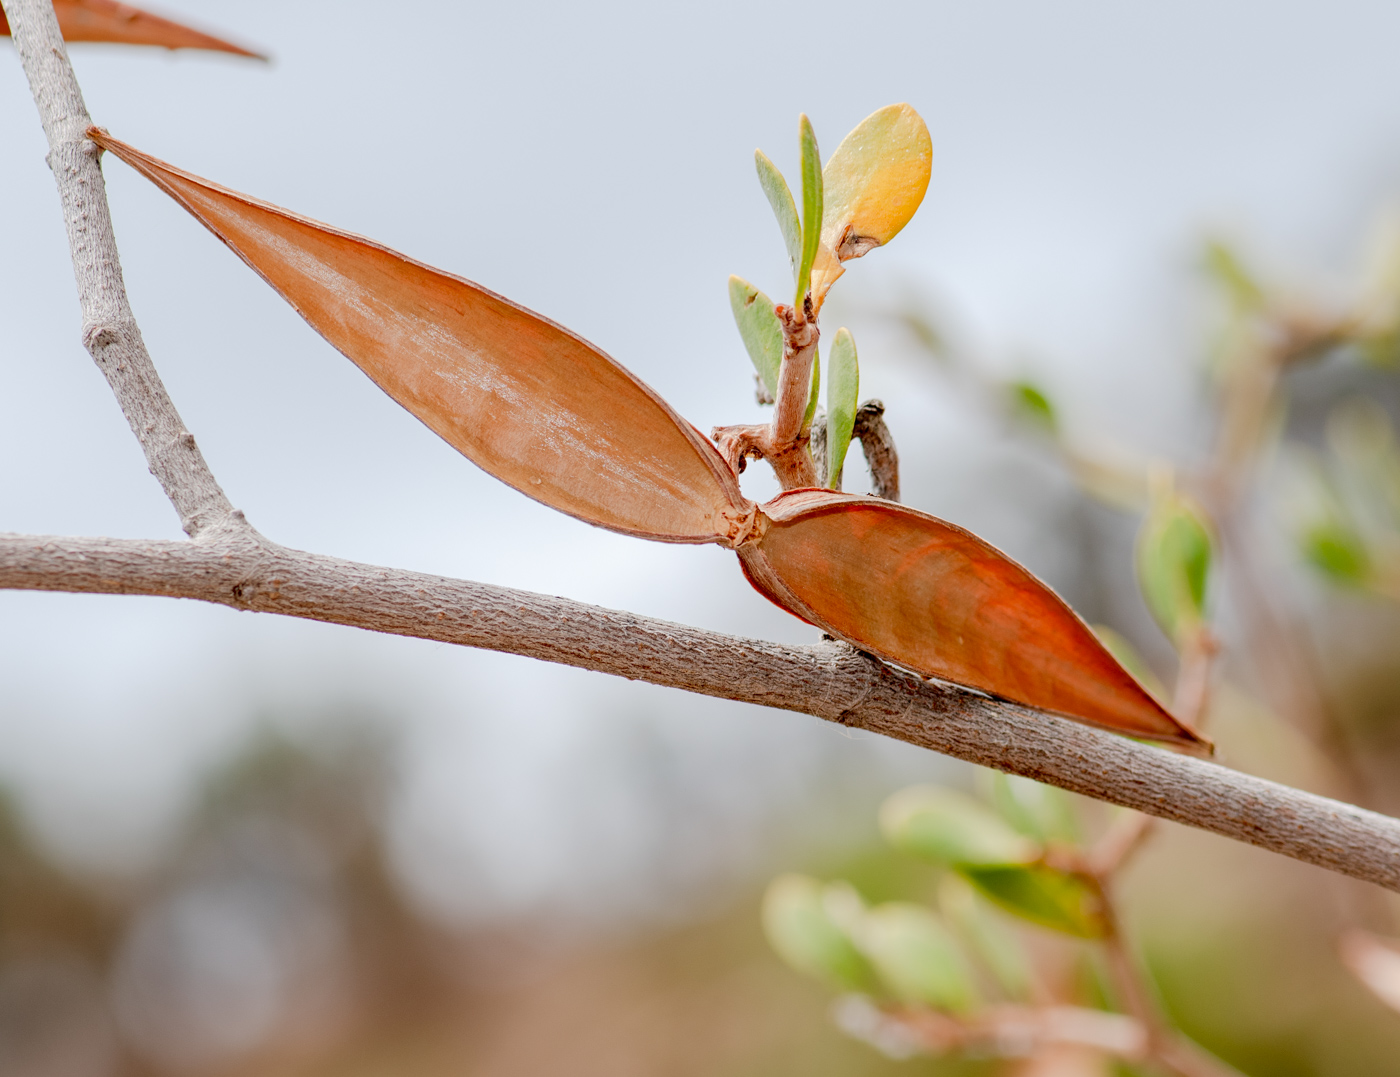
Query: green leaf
xmin=796 ymin=114 xmax=824 ymax=309
xmin=1136 ymin=495 xmax=1214 ymax=646
xmin=825 ymin=328 xmax=859 ymax=489
xmin=1204 ymin=239 xmax=1265 ymax=313
xmin=858 ymin=902 xmax=978 ymax=1012
xmin=939 ymin=875 xmax=1035 ymax=1001
xmin=962 ymin=864 xmax=1110 ymax=939
xmin=761 ymin=874 xmax=876 ymax=992
xmin=880 ymin=786 xmax=1040 ymax=867
xmin=1303 ymin=521 xmax=1372 ymax=585
xmin=980 ymin=770 xmax=1079 ymax=846
xmin=1007 ymin=380 xmax=1057 ymax=435
xmin=728 ymin=276 xmax=783 ymax=400
xmin=804 ymin=342 xmax=821 ymax=429
xmin=755 ymin=150 xmax=803 ymax=283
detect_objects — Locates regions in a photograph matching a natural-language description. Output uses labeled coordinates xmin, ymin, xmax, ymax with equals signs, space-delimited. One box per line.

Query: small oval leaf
xmin=821 ymin=104 xmax=932 ymax=263
xmin=729 ymin=276 xmax=783 ymax=400
xmin=825 ymin=328 xmax=860 ymax=488
xmin=858 ymin=902 xmax=978 ymax=1012
xmin=880 ymin=786 xmax=1040 ymax=867
xmin=961 ymin=865 xmax=1110 ymax=939
xmin=754 ymin=151 xmax=802 ymax=282
xmin=1136 ymin=494 xmax=1214 ymax=645
xmin=762 ymin=874 xmax=876 ymax=992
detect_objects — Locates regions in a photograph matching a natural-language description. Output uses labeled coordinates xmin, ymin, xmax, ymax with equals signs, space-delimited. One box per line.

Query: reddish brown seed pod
xmin=741 ymin=490 xmax=1206 ymax=750
xmin=90 ymin=131 xmax=1208 ymax=751
xmin=1 ymin=0 xmax=264 ymax=57
xmin=89 ymin=130 xmax=753 ymax=546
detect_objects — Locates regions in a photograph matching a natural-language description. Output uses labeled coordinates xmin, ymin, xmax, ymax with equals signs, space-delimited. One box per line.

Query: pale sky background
xmin=5 ymin=0 xmax=1400 ymax=929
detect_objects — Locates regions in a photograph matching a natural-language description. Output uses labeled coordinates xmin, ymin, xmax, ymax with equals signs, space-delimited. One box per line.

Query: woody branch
xmin=5 ymin=0 xmax=1400 ymax=895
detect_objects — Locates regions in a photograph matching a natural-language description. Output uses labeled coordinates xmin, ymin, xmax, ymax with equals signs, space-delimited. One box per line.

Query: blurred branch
xmin=4 ymin=531 xmax=1400 ymax=893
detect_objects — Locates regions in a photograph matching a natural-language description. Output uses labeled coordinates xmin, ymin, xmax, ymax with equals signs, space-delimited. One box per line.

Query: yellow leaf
xmin=821 ymin=104 xmax=931 ymax=263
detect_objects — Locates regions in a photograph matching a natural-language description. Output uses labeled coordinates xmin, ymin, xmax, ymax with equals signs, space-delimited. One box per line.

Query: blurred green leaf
xmin=826 ymin=328 xmax=859 ymax=489
xmin=762 ymin=874 xmax=876 ymax=992
xmin=1007 ymin=380 xmax=1058 ymax=435
xmin=1136 ymin=493 xmax=1214 ymax=646
xmin=755 ymin=150 xmax=803 ymax=282
xmin=880 ymin=786 xmax=1040 ymax=868
xmin=796 ymin=114 xmax=824 ymax=308
xmin=858 ymin=902 xmax=979 ymax=1012
xmin=1302 ymin=521 xmax=1372 ymax=586
xmin=1204 ymin=239 xmax=1266 ymax=313
xmin=1359 ymin=326 xmax=1400 ymax=368
xmin=980 ymin=770 xmax=1080 ymax=846
xmin=963 ymin=864 xmax=1110 ymax=940
xmin=728 ymin=276 xmax=783 ymax=400
xmin=939 ymin=874 xmax=1035 ymax=1001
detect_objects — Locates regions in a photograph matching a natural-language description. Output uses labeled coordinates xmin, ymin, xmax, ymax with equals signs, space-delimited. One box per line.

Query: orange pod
xmin=95 ymin=131 xmax=1204 ymax=749
xmin=1 ymin=0 xmax=264 ymax=57
xmin=89 ymin=130 xmax=753 ymax=545
xmin=741 ymin=490 xmax=1208 ymax=750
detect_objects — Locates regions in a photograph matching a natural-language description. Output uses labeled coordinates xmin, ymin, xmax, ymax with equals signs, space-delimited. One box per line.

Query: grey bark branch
xmin=3 ymin=530 xmax=1400 ymax=895
xmin=3 ymin=0 xmax=239 ymax=540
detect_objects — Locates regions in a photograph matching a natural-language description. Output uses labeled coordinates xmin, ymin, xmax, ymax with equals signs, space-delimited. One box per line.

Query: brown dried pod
xmin=90 ymin=130 xmax=1207 ymax=751
xmin=1 ymin=0 xmax=264 ymax=57
xmin=740 ymin=490 xmax=1205 ymax=749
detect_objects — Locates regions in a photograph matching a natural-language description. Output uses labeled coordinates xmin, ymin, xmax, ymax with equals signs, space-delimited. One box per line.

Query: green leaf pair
xmin=879 ymin=786 xmax=1109 ymax=939
xmin=1135 ymin=489 xmax=1214 ymax=647
xmin=762 ymin=874 xmax=977 ymax=1011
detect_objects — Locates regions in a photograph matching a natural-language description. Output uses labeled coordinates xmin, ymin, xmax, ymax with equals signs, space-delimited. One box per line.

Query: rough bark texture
xmin=4 ymin=530 xmax=1400 ymax=894
xmin=5 ymin=0 xmax=1400 ymax=898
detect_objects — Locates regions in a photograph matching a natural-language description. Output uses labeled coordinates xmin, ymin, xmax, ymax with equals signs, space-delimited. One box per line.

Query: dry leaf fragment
xmin=89 ymin=130 xmax=750 ymax=545
xmin=739 ymin=489 xmax=1207 ymax=748
xmin=0 ymin=0 xmax=264 ymax=57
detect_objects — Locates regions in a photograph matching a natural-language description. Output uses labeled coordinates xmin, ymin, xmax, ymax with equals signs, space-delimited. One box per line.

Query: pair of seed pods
xmin=89 ymin=130 xmax=1208 ymax=754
